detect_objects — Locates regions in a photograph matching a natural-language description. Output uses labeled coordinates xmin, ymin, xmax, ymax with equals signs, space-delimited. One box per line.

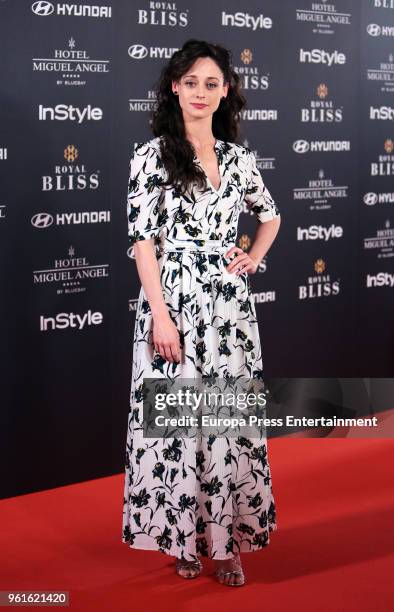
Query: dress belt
xmin=158 ymin=237 xmax=233 ymax=255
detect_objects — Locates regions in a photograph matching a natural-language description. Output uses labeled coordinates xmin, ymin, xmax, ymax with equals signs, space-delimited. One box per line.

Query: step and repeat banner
xmin=1 ymin=1 xmax=393 ymax=497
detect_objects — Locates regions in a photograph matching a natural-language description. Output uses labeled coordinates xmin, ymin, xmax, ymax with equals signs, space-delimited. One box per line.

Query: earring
xmin=173 ymin=91 xmax=178 ymax=95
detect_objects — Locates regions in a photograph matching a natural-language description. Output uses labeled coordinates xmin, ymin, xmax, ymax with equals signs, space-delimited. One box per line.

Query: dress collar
xmin=192 ymin=138 xmax=228 ymax=195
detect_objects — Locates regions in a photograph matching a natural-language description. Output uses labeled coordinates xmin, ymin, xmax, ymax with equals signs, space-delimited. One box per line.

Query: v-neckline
xmin=192 ymin=139 xmax=224 ymax=195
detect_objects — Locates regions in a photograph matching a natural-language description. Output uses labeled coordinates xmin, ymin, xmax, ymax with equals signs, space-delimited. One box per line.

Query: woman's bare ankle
xmin=213 ymin=553 xmax=244 ymax=586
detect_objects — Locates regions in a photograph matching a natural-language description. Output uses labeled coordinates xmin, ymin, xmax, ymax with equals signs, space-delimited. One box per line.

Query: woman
xmin=122 ymin=39 xmax=281 ymax=587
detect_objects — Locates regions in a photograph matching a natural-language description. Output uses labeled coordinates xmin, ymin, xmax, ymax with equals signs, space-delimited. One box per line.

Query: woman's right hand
xmin=152 ymin=315 xmax=181 ymax=363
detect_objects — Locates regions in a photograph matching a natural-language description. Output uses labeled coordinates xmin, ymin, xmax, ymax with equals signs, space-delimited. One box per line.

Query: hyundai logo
xmin=367 ymin=24 xmax=381 ymax=37
xmin=31 ymin=213 xmax=54 ymax=228
xmin=32 ymin=1 xmax=55 ymax=16
xmin=293 ymin=140 xmax=310 ymax=154
xmin=364 ymin=192 xmax=378 ymax=206
xmin=128 ymin=45 xmax=149 ymax=59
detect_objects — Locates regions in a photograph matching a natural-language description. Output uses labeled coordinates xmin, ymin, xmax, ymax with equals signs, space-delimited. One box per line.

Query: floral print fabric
xmin=122 ymin=135 xmax=280 ymax=560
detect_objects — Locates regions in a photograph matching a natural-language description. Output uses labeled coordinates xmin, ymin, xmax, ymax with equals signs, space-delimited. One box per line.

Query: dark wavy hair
xmin=150 ymin=38 xmax=247 ymax=196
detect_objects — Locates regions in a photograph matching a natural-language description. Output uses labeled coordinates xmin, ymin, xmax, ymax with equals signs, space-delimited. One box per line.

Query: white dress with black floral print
xmin=122 ymin=135 xmax=280 ymax=561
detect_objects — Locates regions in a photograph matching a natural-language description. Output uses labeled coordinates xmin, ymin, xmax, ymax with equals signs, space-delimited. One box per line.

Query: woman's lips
xmin=191 ymin=103 xmax=207 ymax=109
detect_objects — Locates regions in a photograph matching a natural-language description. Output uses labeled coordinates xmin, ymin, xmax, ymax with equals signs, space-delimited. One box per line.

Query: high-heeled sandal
xmin=213 ymin=553 xmax=245 ymax=586
xmin=175 ymin=557 xmax=203 ymax=579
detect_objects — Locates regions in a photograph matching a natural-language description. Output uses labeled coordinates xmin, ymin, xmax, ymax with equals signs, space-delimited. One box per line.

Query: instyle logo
xmin=40 ymin=309 xmax=103 ymax=331
xmin=31 ymin=2 xmax=112 ymax=18
xmin=366 ymin=272 xmax=394 ymax=289
xmin=38 ymin=104 xmax=103 ymax=122
xmin=221 ymin=11 xmax=273 ymax=30
xmin=299 ymin=49 xmax=346 ymax=66
xmin=366 ymin=272 xmax=394 ymax=287
xmin=369 ymin=105 xmax=394 ymax=120
xmin=297 ymin=224 xmax=343 ymax=241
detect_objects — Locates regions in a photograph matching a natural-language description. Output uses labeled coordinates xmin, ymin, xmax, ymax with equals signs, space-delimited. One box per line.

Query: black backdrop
xmin=1 ymin=0 xmax=393 ymax=498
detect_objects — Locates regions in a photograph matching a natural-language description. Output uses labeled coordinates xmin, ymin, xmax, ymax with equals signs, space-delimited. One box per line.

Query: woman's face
xmin=172 ymin=56 xmax=228 ymax=122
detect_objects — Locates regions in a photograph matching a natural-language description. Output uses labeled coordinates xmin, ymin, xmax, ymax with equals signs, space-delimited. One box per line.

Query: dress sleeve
xmin=244 ymin=149 xmax=280 ymax=223
xmin=127 ymin=142 xmax=165 ymax=247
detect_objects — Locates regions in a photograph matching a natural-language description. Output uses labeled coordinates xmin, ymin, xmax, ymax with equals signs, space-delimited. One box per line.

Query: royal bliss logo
xmin=234 ymin=48 xmax=269 ymax=91
xmin=371 ymin=139 xmax=394 ymax=176
xmin=301 ymin=83 xmax=343 ymax=123
xmin=137 ymin=2 xmax=188 ymax=27
xmin=41 ymin=145 xmax=100 ymax=192
xmin=299 ymin=258 xmax=340 ymax=299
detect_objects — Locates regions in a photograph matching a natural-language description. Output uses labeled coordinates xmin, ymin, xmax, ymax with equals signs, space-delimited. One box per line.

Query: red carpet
xmin=1 ymin=437 xmax=393 ymax=611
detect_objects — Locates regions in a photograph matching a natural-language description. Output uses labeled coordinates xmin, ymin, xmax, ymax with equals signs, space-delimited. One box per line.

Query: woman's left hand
xmin=225 ymin=246 xmax=259 ymax=275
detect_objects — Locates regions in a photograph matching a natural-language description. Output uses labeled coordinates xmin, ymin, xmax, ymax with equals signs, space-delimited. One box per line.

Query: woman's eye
xmin=184 ymin=81 xmax=217 ymax=88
